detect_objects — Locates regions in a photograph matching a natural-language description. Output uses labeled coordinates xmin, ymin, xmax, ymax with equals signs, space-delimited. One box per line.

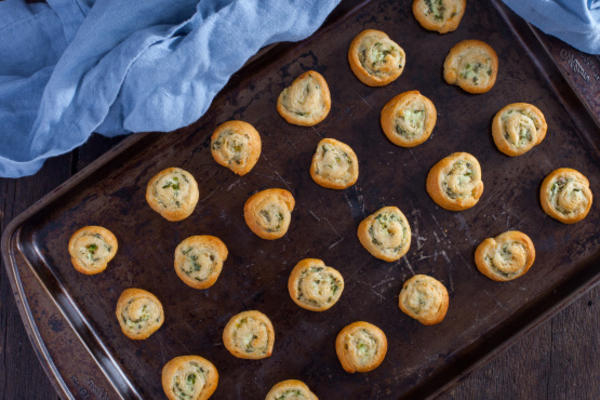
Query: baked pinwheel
xmin=68 ymin=225 xmax=118 ymax=275
xmin=348 ymin=29 xmax=406 ymax=87
xmin=310 ymin=138 xmax=359 ymax=189
xmin=211 ymin=120 xmax=262 ymax=175
xmin=265 ymin=379 xmax=318 ymax=400
xmin=540 ymin=168 xmax=593 ymax=224
xmin=357 ymin=206 xmax=411 ymax=262
xmin=146 ymin=167 xmax=199 ymax=221
xmin=443 ymin=39 xmax=498 ymax=94
xmin=244 ymin=188 xmax=295 ymax=240
xmin=492 ymin=102 xmax=547 ymax=156
xmin=115 ymin=288 xmax=164 ymax=340
xmin=412 ymin=0 xmax=466 ymax=34
xmin=426 ymin=152 xmax=484 ymax=211
xmin=222 ymin=310 xmax=275 ymax=360
xmin=174 ymin=235 xmax=228 ymax=289
xmin=288 ymin=258 xmax=344 ymax=312
xmin=474 ymin=230 xmax=536 ymax=281
xmin=161 ymin=355 xmax=219 ymax=400
xmin=277 ymin=70 xmax=331 ymax=126
xmin=335 ymin=321 xmax=387 ymax=373
xmin=380 ymin=90 xmax=437 ymax=148
xmin=398 ymin=274 xmax=449 ymax=325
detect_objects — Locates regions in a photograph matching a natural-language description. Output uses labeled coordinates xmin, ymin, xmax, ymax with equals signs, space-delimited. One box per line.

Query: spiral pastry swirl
xmin=222 ymin=310 xmax=275 ymax=360
xmin=161 ymin=355 xmax=219 ymax=400
xmin=443 ymin=40 xmax=498 ymax=94
xmin=174 ymin=235 xmax=228 ymax=290
xmin=426 ymin=152 xmax=484 ymax=211
xmin=288 ymin=258 xmax=344 ymax=312
xmin=211 ymin=120 xmax=261 ymax=176
xmin=146 ymin=167 xmax=199 ymax=221
xmin=474 ymin=231 xmax=536 ymax=281
xmin=335 ymin=321 xmax=387 ymax=373
xmin=68 ymin=225 xmax=118 ymax=275
xmin=540 ymin=168 xmax=593 ymax=224
xmin=357 ymin=206 xmax=411 ymax=262
xmin=310 ymin=138 xmax=359 ymax=190
xmin=244 ymin=188 xmax=295 ymax=240
xmin=348 ymin=29 xmax=406 ymax=87
xmin=277 ymin=70 xmax=331 ymax=126
xmin=412 ymin=0 xmax=466 ymax=34
xmin=492 ymin=103 xmax=547 ymax=156
xmin=115 ymin=288 xmax=164 ymax=340
xmin=398 ymin=274 xmax=449 ymax=325
xmin=265 ymin=379 xmax=318 ymax=400
xmin=380 ymin=90 xmax=437 ymax=148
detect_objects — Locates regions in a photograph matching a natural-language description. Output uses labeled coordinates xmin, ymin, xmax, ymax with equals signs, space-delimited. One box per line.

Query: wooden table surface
xmin=1 ymin=26 xmax=599 ymax=400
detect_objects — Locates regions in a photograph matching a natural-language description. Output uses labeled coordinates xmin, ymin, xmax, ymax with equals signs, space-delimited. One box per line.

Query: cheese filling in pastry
xmin=412 ymin=0 xmax=466 ymax=34
xmin=348 ymin=29 xmax=406 ymax=87
xmin=116 ymin=288 xmax=164 ymax=340
xmin=444 ymin=40 xmax=498 ymax=94
xmin=162 ymin=355 xmax=219 ymax=400
xmin=211 ymin=120 xmax=261 ymax=175
xmin=310 ymin=138 xmax=359 ymax=189
xmin=223 ymin=310 xmax=275 ymax=359
xmin=540 ymin=168 xmax=593 ymax=224
xmin=277 ymin=70 xmax=331 ymax=126
xmin=426 ymin=152 xmax=484 ymax=211
xmin=146 ymin=167 xmax=199 ymax=221
xmin=244 ymin=188 xmax=295 ymax=240
xmin=398 ymin=274 xmax=449 ymax=325
xmin=492 ymin=103 xmax=547 ymax=156
xmin=380 ymin=90 xmax=437 ymax=147
xmin=174 ymin=235 xmax=228 ymax=289
xmin=475 ymin=231 xmax=536 ymax=281
xmin=288 ymin=258 xmax=344 ymax=312
xmin=265 ymin=379 xmax=318 ymax=400
xmin=68 ymin=226 xmax=118 ymax=275
xmin=358 ymin=206 xmax=411 ymax=262
xmin=335 ymin=321 xmax=388 ymax=373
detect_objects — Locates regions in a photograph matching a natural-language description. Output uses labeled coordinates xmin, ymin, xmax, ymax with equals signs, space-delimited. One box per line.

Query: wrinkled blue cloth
xmin=502 ymin=0 xmax=600 ymax=54
xmin=0 ymin=0 xmax=340 ymax=177
xmin=2 ymin=0 xmax=599 ymax=178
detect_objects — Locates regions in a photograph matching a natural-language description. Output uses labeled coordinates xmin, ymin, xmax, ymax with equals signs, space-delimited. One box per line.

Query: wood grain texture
xmin=0 ymin=154 xmax=71 ymax=400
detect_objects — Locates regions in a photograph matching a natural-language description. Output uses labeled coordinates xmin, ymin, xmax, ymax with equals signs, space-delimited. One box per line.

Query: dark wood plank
xmin=443 ymin=287 xmax=600 ymax=399
xmin=0 ymin=153 xmax=72 ymax=400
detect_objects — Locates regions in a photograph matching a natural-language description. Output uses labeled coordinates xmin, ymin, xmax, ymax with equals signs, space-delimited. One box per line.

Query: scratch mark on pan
xmin=482 ymin=289 xmax=510 ymax=312
xmin=354 ymin=280 xmax=385 ymax=302
xmin=308 ymin=209 xmax=321 ymax=222
xmin=273 ymin=170 xmax=293 ymax=191
xmin=408 ymin=149 xmax=420 ymax=164
xmin=433 ymin=231 xmax=441 ymax=243
xmin=226 ymin=179 xmax=241 ymax=191
xmin=403 ymin=257 xmax=416 ymax=275
xmin=311 ymin=126 xmax=324 ymax=138
xmin=199 ymin=185 xmax=220 ymax=202
xmin=328 ymin=237 xmax=344 ymax=250
xmin=322 ymin=217 xmax=341 ymax=237
xmin=430 ymin=213 xmax=448 ymax=239
xmin=372 ymin=276 xmax=396 ymax=289
xmin=440 ymin=250 xmax=455 ymax=292
xmin=416 ymin=251 xmax=438 ymax=262
xmin=439 ymin=250 xmax=451 ymax=264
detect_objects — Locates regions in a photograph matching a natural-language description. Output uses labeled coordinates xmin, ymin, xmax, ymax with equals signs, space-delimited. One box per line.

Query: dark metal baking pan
xmin=3 ymin=0 xmax=600 ymax=398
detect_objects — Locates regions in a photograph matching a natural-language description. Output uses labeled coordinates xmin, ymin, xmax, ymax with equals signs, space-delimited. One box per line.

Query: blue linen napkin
xmin=502 ymin=0 xmax=600 ymax=55
xmin=1 ymin=0 xmax=599 ymax=178
xmin=0 ymin=0 xmax=340 ymax=178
